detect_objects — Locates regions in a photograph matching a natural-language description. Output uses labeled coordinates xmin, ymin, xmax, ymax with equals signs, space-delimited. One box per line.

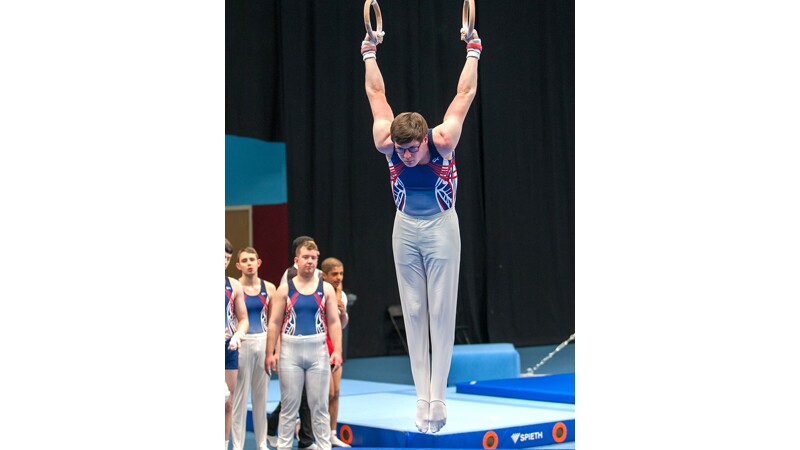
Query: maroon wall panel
xmin=252 ymin=203 xmax=289 ymax=286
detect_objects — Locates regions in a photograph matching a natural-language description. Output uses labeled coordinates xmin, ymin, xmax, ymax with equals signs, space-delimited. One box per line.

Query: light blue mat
xmin=249 ymin=378 xmax=575 ymax=448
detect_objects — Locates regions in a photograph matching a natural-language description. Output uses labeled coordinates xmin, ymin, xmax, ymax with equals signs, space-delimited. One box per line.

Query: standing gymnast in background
xmin=360 ymin=16 xmax=483 ymax=433
xmin=266 ymin=240 xmax=343 ymax=450
xmin=230 ymin=246 xmax=276 ymax=450
xmin=226 ymin=238 xmax=249 ymax=450
xmin=320 ymin=258 xmax=350 ymax=447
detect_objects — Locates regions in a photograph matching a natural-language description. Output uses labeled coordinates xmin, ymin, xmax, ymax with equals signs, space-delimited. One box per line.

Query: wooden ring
xmin=462 ymin=0 xmax=475 ymax=41
xmin=364 ymin=0 xmax=384 ymax=44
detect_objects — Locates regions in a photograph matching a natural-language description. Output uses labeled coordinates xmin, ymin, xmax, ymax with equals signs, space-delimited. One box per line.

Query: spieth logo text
xmin=510 ymin=431 xmax=544 ymax=444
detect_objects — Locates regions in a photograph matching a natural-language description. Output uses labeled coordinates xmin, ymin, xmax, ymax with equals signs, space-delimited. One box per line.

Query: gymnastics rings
xmin=461 ymin=0 xmax=475 ymax=41
xmin=363 ymin=0 xmax=384 ymax=44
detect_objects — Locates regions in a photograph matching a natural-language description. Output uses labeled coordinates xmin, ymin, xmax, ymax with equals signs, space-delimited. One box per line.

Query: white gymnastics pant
xmin=231 ymin=331 xmax=268 ymax=450
xmin=277 ymin=333 xmax=331 ymax=450
xmin=392 ymin=208 xmax=461 ymax=403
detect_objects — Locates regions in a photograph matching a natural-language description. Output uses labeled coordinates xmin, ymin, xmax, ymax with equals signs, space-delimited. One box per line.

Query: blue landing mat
xmin=248 ymin=378 xmax=575 ymax=448
xmin=455 ymin=373 xmax=575 ymax=404
xmin=339 ymin=391 xmax=574 ymax=448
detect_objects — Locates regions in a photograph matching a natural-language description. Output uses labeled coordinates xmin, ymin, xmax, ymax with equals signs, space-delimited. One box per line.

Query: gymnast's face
xmin=295 ymin=248 xmax=319 ymax=276
xmin=236 ymin=251 xmax=261 ymax=276
xmin=322 ymin=265 xmax=344 ymax=290
xmin=394 ymin=135 xmax=428 ymax=167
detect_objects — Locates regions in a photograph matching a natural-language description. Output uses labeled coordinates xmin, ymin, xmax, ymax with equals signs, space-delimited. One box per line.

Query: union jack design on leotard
xmin=315 ymin=307 xmax=327 ymax=334
xmin=282 ymin=293 xmax=298 ymax=336
xmin=428 ymin=158 xmax=458 ymax=211
xmin=225 ymin=277 xmax=238 ymax=335
xmin=257 ymin=280 xmax=270 ymax=332
xmin=389 ymin=162 xmax=407 ymax=211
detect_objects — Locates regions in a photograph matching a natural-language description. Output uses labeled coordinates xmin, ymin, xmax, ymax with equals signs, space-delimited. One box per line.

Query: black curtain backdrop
xmin=226 ymin=0 xmax=574 ymax=358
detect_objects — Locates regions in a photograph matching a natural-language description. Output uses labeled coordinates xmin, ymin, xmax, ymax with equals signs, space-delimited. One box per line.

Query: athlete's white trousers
xmin=277 ymin=333 xmax=331 ymax=450
xmin=231 ymin=331 xmax=268 ymax=450
xmin=392 ymin=208 xmax=461 ymax=403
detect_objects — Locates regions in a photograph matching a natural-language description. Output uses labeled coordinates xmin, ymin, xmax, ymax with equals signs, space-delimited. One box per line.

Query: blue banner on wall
xmin=225 ymin=135 xmax=287 ymax=206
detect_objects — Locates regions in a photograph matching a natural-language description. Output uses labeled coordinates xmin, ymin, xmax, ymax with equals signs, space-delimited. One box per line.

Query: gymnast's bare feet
xmin=415 ymin=399 xmax=430 ymax=432
xmin=429 ymin=400 xmax=447 ymax=433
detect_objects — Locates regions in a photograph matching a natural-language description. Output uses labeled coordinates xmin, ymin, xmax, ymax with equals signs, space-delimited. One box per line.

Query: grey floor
xmin=235 ymin=342 xmax=575 ymax=450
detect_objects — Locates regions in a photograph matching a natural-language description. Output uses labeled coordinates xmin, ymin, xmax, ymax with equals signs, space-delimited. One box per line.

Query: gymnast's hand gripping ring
xmin=364 ymin=0 xmax=384 ymax=45
xmin=461 ymin=0 xmax=475 ymax=41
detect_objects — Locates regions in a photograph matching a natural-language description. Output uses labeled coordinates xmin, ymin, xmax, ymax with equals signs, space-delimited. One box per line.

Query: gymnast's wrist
xmin=466 ymin=39 xmax=482 ymax=59
xmin=361 ymin=40 xmax=377 ymax=61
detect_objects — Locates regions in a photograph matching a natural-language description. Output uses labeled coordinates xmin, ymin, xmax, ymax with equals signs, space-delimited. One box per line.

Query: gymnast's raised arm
xmin=362 ymin=35 xmax=395 ymax=156
xmin=432 ymin=29 xmax=481 ymax=160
